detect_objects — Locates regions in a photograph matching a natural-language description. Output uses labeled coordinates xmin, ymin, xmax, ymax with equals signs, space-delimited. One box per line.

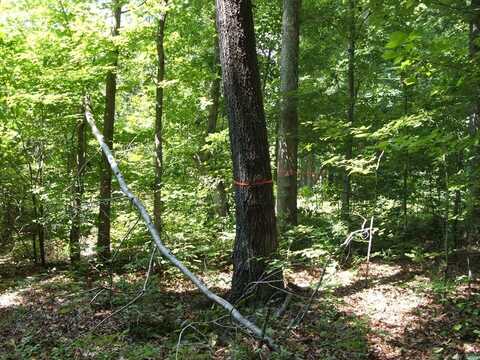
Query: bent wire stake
xmin=83 ymin=96 xmax=277 ymax=350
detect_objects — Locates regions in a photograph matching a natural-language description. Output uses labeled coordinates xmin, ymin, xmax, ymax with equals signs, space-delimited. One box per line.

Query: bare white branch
xmin=83 ymin=97 xmax=277 ymax=350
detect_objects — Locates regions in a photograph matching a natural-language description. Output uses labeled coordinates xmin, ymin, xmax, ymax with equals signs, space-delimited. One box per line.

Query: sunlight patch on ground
xmin=202 ymin=271 xmax=232 ymax=290
xmin=338 ymin=263 xmax=427 ymax=326
xmin=0 ymin=290 xmax=20 ymax=307
xmin=326 ymin=267 xmax=356 ymax=287
xmin=287 ymin=269 xmax=318 ymax=288
xmin=333 ymin=262 xmax=436 ymax=359
xmin=344 ymin=286 xmax=427 ymax=325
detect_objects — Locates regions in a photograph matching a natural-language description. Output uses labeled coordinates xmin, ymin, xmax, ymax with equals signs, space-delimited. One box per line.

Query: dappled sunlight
xmin=201 ymin=271 xmax=232 ymax=291
xmin=342 ymin=285 xmax=427 ymax=325
xmin=0 ymin=290 xmax=21 ymax=307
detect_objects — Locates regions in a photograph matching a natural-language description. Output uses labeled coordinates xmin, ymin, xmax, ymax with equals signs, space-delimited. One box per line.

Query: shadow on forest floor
xmin=0 ymin=258 xmax=479 ymax=359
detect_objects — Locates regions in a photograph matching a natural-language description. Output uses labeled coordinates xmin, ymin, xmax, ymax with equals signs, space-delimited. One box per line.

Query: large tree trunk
xmin=277 ymin=0 xmax=301 ymax=228
xmin=216 ymin=0 xmax=282 ymax=302
xmin=154 ymin=3 xmax=167 ymax=234
xmin=69 ymin=112 xmax=86 ymax=263
xmin=467 ymin=0 xmax=480 ymax=242
xmin=342 ymin=0 xmax=356 ymax=225
xmin=97 ymin=1 xmax=121 ymax=261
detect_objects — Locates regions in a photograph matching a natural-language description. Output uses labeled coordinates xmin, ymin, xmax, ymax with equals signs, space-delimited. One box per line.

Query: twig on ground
xmin=286 ymin=256 xmax=330 ymax=331
xmin=275 ymin=293 xmax=292 ymax=318
xmin=90 ymin=246 xmax=157 ymax=332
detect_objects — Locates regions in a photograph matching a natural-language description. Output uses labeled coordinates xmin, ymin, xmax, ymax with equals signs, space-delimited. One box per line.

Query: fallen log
xmin=83 ymin=97 xmax=277 ymax=350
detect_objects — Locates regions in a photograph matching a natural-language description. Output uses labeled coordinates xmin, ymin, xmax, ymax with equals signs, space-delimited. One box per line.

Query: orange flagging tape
xmin=234 ymin=179 xmax=273 ymax=187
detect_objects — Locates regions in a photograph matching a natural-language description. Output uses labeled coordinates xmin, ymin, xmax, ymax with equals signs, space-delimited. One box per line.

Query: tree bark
xmin=69 ymin=112 xmax=86 ymax=263
xmin=154 ymin=2 xmax=167 ymax=235
xmin=98 ymin=1 xmax=122 ymax=261
xmin=277 ymin=0 xmax=301 ymax=228
xmin=342 ymin=0 xmax=356 ymax=225
xmin=216 ymin=0 xmax=282 ymax=302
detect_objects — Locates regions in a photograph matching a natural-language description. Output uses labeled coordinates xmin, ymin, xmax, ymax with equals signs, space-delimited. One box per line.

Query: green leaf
xmin=453 ymin=323 xmax=462 ymax=332
xmin=386 ymin=32 xmax=408 ymax=49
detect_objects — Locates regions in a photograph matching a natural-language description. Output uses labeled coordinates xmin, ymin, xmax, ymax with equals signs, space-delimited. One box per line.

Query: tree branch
xmin=83 ymin=96 xmax=278 ymax=350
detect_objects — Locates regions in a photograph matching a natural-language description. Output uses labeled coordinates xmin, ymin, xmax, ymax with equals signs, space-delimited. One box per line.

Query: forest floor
xmin=0 ymin=256 xmax=479 ymax=359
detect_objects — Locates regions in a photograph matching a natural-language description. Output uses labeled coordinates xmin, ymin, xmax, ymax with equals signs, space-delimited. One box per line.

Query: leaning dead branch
xmin=83 ymin=97 xmax=278 ymax=350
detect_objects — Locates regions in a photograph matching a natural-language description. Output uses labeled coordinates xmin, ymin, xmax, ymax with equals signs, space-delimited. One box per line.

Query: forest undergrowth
xmin=1 ymin=256 xmax=478 ymax=360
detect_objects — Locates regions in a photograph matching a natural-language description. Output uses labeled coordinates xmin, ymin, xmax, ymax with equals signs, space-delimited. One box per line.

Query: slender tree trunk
xmin=304 ymin=153 xmax=315 ymax=188
xmin=69 ymin=112 xmax=86 ymax=263
xmin=154 ymin=3 xmax=167 ymax=234
xmin=467 ymin=0 xmax=480 ymax=242
xmin=98 ymin=1 xmax=121 ymax=261
xmin=453 ymin=152 xmax=463 ymax=248
xmin=402 ymin=82 xmax=409 ymax=234
xmin=214 ymin=180 xmax=228 ymax=217
xmin=30 ymin=185 xmax=39 ymax=264
xmin=0 ymin=198 xmax=14 ymax=249
xmin=38 ymin=202 xmax=46 ymax=266
xmin=199 ymin=32 xmax=229 ymax=217
xmin=216 ymin=0 xmax=282 ymax=302
xmin=192 ymin=34 xmax=229 ymax=221
xmin=38 ymin=146 xmax=46 ymax=266
xmin=277 ymin=0 xmax=301 ymax=228
xmin=31 ymin=232 xmax=38 ymax=263
xmin=402 ymin=160 xmax=408 ymax=230
xmin=342 ymin=0 xmax=356 ymax=225
xmin=210 ymin=33 xmax=229 ymax=217
xmin=27 ymin=143 xmax=46 ymax=266
xmin=207 ymin=34 xmax=221 ymax=136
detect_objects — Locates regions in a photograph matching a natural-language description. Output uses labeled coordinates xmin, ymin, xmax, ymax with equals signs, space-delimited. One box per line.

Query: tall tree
xmin=154 ymin=1 xmax=168 ymax=234
xmin=27 ymin=141 xmax=46 ymax=266
xmin=468 ymin=0 xmax=480 ymax=242
xmin=277 ymin=0 xmax=301 ymax=228
xmin=97 ymin=1 xmax=122 ymax=261
xmin=199 ymin=31 xmax=229 ymax=218
xmin=216 ymin=0 xmax=282 ymax=301
xmin=208 ymin=34 xmax=229 ymax=218
xmin=207 ymin=34 xmax=221 ymax=136
xmin=69 ymin=111 xmax=86 ymax=263
xmin=341 ymin=0 xmax=357 ymax=224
